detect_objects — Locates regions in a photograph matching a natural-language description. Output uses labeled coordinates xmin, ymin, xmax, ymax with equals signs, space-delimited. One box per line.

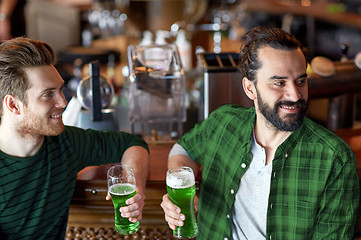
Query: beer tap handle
xmin=340 ymin=43 xmax=349 ymax=62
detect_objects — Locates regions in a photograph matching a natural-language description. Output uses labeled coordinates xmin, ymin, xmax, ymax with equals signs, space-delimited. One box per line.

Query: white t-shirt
xmin=231 ymin=132 xmax=272 ymax=239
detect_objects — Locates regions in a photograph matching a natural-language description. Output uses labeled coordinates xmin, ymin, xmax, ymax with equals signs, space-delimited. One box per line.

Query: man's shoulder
xmin=52 ymin=126 xmax=92 ymax=144
xmin=302 ymin=118 xmax=352 ymax=152
xmin=58 ymin=125 xmax=85 ymax=138
xmin=203 ymin=104 xmax=255 ymax=133
xmin=63 ymin=125 xmax=85 ymax=134
xmin=62 ymin=125 xmax=109 ymax=137
xmin=210 ymin=104 xmax=255 ymax=120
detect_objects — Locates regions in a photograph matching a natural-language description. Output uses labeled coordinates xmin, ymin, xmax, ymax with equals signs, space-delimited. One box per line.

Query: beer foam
xmin=166 ymin=171 xmax=195 ymax=189
xmin=109 ymin=183 xmax=136 ymax=196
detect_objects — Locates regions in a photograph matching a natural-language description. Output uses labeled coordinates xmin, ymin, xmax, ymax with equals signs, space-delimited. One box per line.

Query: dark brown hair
xmin=238 ymin=26 xmax=304 ymax=82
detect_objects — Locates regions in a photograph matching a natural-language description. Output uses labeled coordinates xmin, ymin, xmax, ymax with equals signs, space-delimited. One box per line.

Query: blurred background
xmin=6 ymin=0 xmax=361 ymax=133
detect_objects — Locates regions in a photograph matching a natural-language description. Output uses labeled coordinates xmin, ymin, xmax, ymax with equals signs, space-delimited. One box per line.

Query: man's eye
xmin=296 ymin=78 xmax=307 ymax=86
xmin=43 ymin=92 xmax=54 ymax=98
xmin=274 ymin=81 xmax=284 ymax=86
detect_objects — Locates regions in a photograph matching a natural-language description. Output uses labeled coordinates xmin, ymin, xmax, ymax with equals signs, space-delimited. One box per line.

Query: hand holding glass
xmin=166 ymin=166 xmax=198 ymax=239
xmin=107 ymin=165 xmax=139 ymax=235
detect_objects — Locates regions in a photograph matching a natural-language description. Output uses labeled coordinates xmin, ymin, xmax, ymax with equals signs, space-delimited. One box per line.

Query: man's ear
xmin=242 ymin=77 xmax=257 ymax=100
xmin=3 ymin=95 xmax=22 ymax=115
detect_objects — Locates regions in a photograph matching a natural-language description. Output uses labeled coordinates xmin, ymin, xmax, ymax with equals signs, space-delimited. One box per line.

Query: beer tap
xmin=340 ymin=43 xmax=349 ymax=62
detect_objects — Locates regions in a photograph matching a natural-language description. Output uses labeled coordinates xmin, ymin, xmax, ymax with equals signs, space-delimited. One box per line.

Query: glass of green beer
xmin=166 ymin=166 xmax=198 ymax=239
xmin=107 ymin=165 xmax=139 ymax=235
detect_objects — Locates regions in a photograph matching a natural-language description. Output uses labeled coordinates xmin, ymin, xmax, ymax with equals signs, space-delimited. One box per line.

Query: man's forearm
xmin=121 ymin=146 xmax=150 ymax=194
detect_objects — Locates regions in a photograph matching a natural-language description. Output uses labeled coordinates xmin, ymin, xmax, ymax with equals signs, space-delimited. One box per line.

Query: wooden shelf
xmin=243 ymin=0 xmax=361 ymax=29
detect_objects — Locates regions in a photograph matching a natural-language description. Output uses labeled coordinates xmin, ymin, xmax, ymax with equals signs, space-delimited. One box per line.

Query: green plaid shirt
xmin=178 ymin=104 xmax=360 ymax=240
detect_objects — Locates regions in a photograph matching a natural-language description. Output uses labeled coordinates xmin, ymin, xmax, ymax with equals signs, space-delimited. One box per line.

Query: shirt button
xmin=285 ymin=153 xmax=288 ymax=158
xmin=227 ymin=214 xmax=230 ymax=219
xmin=224 ymin=238 xmax=229 ymax=240
xmin=230 ymin=189 xmax=234 ymax=194
xmin=241 ymin=163 xmax=246 ymax=168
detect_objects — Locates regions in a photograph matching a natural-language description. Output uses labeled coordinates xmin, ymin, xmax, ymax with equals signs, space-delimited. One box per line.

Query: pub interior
xmin=6 ymin=0 xmax=361 ymax=239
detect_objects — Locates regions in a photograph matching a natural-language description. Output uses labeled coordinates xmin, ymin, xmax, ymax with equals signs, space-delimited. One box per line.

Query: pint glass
xmin=107 ymin=165 xmax=139 ymax=234
xmin=166 ymin=166 xmax=198 ymax=239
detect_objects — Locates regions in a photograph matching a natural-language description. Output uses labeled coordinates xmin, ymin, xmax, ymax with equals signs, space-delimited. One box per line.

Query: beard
xmin=256 ymin=88 xmax=308 ymax=132
xmin=17 ymin=109 xmax=65 ymax=138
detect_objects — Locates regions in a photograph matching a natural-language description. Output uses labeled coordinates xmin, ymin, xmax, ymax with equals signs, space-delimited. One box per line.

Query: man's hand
xmin=106 ymin=191 xmax=145 ymax=222
xmin=160 ymin=194 xmax=186 ymax=230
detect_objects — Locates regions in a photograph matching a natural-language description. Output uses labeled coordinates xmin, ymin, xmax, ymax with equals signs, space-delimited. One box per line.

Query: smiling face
xmin=244 ymin=46 xmax=308 ymax=132
xmin=16 ymin=65 xmax=68 ymax=137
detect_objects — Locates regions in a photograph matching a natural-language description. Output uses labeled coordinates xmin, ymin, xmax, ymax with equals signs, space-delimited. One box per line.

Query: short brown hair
xmin=0 ymin=37 xmax=54 ymax=120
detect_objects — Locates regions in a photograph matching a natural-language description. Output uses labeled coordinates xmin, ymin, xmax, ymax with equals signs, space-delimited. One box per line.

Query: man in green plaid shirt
xmin=161 ymin=26 xmax=360 ymax=239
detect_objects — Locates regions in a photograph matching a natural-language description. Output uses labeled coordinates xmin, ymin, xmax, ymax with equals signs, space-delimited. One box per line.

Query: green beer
xmin=107 ymin=165 xmax=139 ymax=235
xmin=166 ymin=167 xmax=198 ymax=239
xmin=109 ymin=183 xmax=139 ymax=234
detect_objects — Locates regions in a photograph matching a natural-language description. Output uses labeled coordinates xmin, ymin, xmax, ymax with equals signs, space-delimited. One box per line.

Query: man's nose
xmin=285 ymin=83 xmax=301 ymax=101
xmin=57 ymin=92 xmax=68 ymax=109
